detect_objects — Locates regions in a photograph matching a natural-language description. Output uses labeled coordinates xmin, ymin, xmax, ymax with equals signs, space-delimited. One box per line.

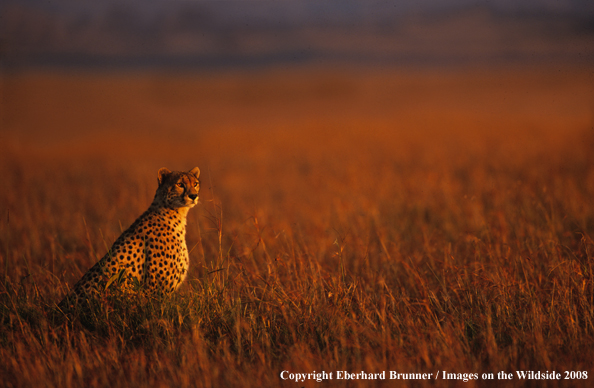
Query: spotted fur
xmin=60 ymin=167 xmax=200 ymax=308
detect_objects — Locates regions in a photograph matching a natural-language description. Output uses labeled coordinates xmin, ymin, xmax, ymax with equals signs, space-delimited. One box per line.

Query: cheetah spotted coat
xmin=60 ymin=167 xmax=200 ymax=308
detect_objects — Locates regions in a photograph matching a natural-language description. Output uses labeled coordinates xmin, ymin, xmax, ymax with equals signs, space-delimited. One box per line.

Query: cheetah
xmin=59 ymin=167 xmax=200 ymax=309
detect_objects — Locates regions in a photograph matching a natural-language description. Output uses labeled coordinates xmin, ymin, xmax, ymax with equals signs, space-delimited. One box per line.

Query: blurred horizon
xmin=1 ymin=0 xmax=593 ymax=70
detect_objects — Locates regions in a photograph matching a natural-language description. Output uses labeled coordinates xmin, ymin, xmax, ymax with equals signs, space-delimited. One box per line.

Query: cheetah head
xmin=156 ymin=167 xmax=200 ymax=209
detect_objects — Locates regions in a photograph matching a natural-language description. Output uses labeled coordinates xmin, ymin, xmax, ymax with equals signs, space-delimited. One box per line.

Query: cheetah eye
xmin=176 ymin=182 xmax=184 ymax=188
xmin=193 ymin=182 xmax=198 ymax=187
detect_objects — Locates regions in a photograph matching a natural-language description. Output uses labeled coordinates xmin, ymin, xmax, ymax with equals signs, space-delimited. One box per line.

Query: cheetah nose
xmin=188 ymin=194 xmax=198 ymax=201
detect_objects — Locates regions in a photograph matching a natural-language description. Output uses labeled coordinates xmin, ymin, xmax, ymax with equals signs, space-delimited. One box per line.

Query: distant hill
xmin=1 ymin=0 xmax=593 ymax=68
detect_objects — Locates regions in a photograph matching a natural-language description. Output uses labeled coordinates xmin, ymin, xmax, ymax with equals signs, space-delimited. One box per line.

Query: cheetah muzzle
xmin=59 ymin=167 xmax=200 ymax=309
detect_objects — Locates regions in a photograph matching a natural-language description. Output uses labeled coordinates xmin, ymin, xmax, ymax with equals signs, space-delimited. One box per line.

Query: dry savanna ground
xmin=1 ymin=64 xmax=593 ymax=387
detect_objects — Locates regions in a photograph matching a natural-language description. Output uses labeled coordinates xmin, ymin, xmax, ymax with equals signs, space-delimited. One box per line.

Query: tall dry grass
xmin=0 ymin=64 xmax=593 ymax=387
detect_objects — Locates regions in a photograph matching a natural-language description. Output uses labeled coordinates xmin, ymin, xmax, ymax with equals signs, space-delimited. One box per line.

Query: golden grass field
xmin=1 ymin=64 xmax=594 ymax=387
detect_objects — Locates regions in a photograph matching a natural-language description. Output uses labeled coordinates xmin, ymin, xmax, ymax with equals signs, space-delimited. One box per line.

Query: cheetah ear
xmin=158 ymin=167 xmax=172 ymax=185
xmin=189 ymin=167 xmax=200 ymax=178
